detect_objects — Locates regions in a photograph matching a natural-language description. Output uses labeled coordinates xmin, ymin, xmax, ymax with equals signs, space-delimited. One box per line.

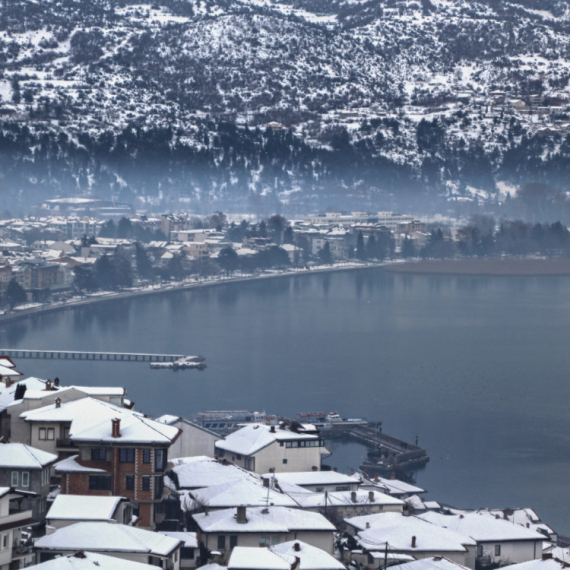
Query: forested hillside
xmin=1 ymin=0 xmax=570 ymax=215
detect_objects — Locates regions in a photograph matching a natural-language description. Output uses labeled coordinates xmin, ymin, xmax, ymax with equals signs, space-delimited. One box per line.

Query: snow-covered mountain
xmin=1 ymin=0 xmax=570 ymax=213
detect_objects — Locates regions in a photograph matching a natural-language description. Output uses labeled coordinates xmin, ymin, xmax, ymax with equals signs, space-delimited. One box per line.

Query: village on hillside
xmin=0 ymin=355 xmax=563 ymax=569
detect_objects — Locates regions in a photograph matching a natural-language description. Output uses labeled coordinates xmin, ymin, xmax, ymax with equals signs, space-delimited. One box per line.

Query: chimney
xmin=350 ymin=468 xmax=355 ymax=475
xmin=366 ymin=522 xmax=370 ymax=529
xmin=46 ymin=380 xmax=52 ymax=391
xmin=391 ymin=471 xmax=396 ymax=480
xmin=411 ymin=536 xmax=417 ymax=548
xmin=270 ymin=425 xmax=276 ymax=433
xmin=111 ymin=418 xmax=121 ymax=438
xmin=374 ymin=473 xmax=379 ymax=482
xmin=55 ymin=398 xmax=61 ymax=409
xmin=543 ymin=553 xmax=553 ymax=561
xmin=333 ymin=467 xmax=337 ymax=472
xmin=54 ymin=377 xmax=60 ymax=387
xmin=236 ymin=506 xmax=247 ymax=524
xmin=279 ymin=422 xmax=285 ymax=430
xmin=293 ymin=542 xmax=301 ymax=552
xmin=369 ymin=491 xmax=375 ymax=502
xmin=73 ymin=552 xmax=87 ymax=559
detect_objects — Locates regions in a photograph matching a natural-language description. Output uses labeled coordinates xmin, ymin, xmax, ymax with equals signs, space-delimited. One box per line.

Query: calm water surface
xmin=3 ymin=268 xmax=570 ymax=532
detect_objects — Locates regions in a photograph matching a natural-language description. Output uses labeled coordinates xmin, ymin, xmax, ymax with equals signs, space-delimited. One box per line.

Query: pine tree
xmin=5 ymin=279 xmax=27 ymax=308
xmin=356 ymin=232 xmax=365 ymax=261
xmin=318 ymin=242 xmax=333 ymax=265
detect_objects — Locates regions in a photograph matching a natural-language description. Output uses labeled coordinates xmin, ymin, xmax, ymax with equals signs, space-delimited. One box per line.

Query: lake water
xmin=3 ymin=268 xmax=570 ymax=533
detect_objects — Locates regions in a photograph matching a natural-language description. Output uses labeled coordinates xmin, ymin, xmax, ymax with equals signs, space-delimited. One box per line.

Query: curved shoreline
xmin=0 ymin=262 xmax=386 ymax=325
xmin=383 ymin=257 xmax=570 ymax=277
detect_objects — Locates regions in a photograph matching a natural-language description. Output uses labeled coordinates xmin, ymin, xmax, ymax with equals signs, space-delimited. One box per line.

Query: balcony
xmin=56 ymin=438 xmax=77 ymax=448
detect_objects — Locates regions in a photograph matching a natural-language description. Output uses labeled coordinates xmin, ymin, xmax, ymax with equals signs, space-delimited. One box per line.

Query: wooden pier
xmin=0 ymin=349 xmax=187 ymax=363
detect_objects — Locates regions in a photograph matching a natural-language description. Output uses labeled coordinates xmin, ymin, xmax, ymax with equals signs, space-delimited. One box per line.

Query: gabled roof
xmin=503 ymin=560 xmax=570 ymax=570
xmin=229 ymin=547 xmax=290 ymax=570
xmin=0 ymin=377 xmax=49 ymax=413
xmin=298 ymin=489 xmax=404 ymax=509
xmin=35 ymin=523 xmax=183 ymax=557
xmin=170 ymin=456 xmax=261 ymax=490
xmin=25 ymin=550 xmax=159 ymax=570
xmin=21 ymin=398 xmax=179 ymax=445
xmin=266 ymin=471 xmax=359 ymax=487
xmin=193 ymin=506 xmax=336 ymax=533
xmin=396 ymin=556 xmax=471 ymax=570
xmin=216 ymin=424 xmax=319 ymax=456
xmin=0 ymin=443 xmax=57 ymax=469
xmin=271 ymin=540 xmax=346 ymax=569
xmin=346 ymin=513 xmax=476 ymax=553
xmin=47 ymin=495 xmax=126 ymax=522
xmin=158 ymin=532 xmax=198 ymax=549
xmin=185 ymin=479 xmax=298 ymax=510
xmin=418 ymin=511 xmax=547 ymax=542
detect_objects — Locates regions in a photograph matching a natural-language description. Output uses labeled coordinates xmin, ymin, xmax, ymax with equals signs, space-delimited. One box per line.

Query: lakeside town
xmin=3 ymin=198 xmax=570 ymax=314
xmin=0 ymin=355 xmax=565 ymax=570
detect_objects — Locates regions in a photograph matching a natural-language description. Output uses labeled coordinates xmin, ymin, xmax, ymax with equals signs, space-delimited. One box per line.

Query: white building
xmin=34 ymin=522 xmax=183 ymax=568
xmin=215 ymin=424 xmax=329 ymax=474
xmin=155 ymin=416 xmax=219 ymax=459
xmin=193 ymin=505 xmax=336 ymax=558
xmin=345 ymin=512 xmax=477 ymax=569
xmin=265 ymin=471 xmax=359 ymax=493
xmin=418 ymin=511 xmax=546 ymax=567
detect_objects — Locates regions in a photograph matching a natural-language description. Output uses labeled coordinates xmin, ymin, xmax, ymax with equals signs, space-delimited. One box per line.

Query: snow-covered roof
xmin=0 ymin=364 xmax=22 ymax=377
xmin=25 ymin=551 xmax=159 ymax=570
xmin=418 ymin=512 xmax=547 ymax=542
xmin=272 ymin=540 xmax=346 ymax=569
xmin=267 ymin=471 xmax=359 ymax=487
xmin=0 ymin=377 xmax=48 ymax=413
xmin=54 ymin=455 xmax=108 ymax=474
xmin=229 ymin=547 xmax=290 ymax=570
xmin=158 ymin=532 xmax=198 ymax=549
xmin=397 ymin=556 xmax=471 ymax=570
xmin=171 ymin=456 xmax=261 ymax=489
xmin=10 ymin=385 xmax=124 ymax=403
xmin=216 ymin=424 xmax=319 ymax=456
xmin=0 ymin=443 xmax=57 ymax=469
xmin=0 ymin=357 xmax=15 ymax=368
xmin=21 ymin=398 xmax=179 ymax=444
xmin=47 ymin=495 xmax=126 ymax=522
xmin=194 ymin=506 xmax=336 ymax=533
xmin=506 ymin=560 xmax=570 ymax=570
xmin=361 ymin=475 xmax=426 ymax=496
xmin=346 ymin=513 xmax=476 ymax=553
xmin=298 ymin=490 xmax=404 ymax=509
xmin=35 ymin=523 xmax=183 ymax=557
xmin=185 ymin=479 xmax=298 ymax=510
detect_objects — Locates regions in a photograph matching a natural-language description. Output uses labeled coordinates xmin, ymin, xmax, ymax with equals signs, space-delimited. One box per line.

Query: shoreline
xmin=0 ymin=262 xmax=386 ymax=325
xmin=383 ymin=257 xmax=570 ymax=277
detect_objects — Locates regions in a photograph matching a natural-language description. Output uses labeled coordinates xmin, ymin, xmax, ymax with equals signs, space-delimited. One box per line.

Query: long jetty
xmin=0 ymin=349 xmax=186 ymax=363
xmin=324 ymin=424 xmax=429 ymax=473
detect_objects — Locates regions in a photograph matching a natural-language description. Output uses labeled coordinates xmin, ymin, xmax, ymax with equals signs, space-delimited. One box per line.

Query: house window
xmin=126 ymin=475 xmax=134 ymax=491
xmin=315 ymin=487 xmax=324 ymax=492
xmin=142 ymin=476 xmax=150 ymax=491
xmin=477 ymin=545 xmax=483 ymax=557
xmin=230 ymin=535 xmax=238 ymax=549
xmin=2 ymin=534 xmax=7 ymax=549
xmin=181 ymin=547 xmax=195 ymax=560
xmin=336 ymin=486 xmax=350 ymax=491
xmin=142 ymin=449 xmax=151 ymax=464
xmin=495 ymin=545 xmax=501 ymax=557
xmin=39 ymin=428 xmax=46 ymax=440
xmin=11 ymin=471 xmax=18 ymax=486
xmin=155 ymin=449 xmax=167 ymax=471
xmin=282 ymin=459 xmax=288 ymax=464
xmin=154 ymin=476 xmax=164 ymax=499
xmin=47 ymin=428 xmax=55 ymax=440
xmin=91 ymin=448 xmax=106 ymax=461
xmin=119 ymin=448 xmax=135 ymax=463
xmin=217 ymin=536 xmax=226 ymax=550
xmin=89 ymin=475 xmax=111 ymax=491
xmin=22 ymin=472 xmax=29 ymax=487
